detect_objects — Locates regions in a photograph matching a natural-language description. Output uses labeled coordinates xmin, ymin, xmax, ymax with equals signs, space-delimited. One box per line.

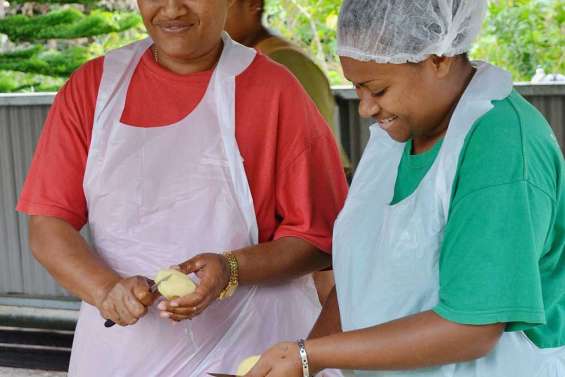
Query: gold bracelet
xmin=218 ymin=251 xmax=239 ymax=300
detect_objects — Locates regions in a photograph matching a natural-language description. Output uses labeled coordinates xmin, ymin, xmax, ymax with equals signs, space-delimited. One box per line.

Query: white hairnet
xmin=337 ymin=0 xmax=488 ymax=64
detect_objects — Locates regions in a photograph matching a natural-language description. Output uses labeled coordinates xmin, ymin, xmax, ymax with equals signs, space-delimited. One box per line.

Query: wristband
xmin=297 ymin=339 xmax=310 ymax=377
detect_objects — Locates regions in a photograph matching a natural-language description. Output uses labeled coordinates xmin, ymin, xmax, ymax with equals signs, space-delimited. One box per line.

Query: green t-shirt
xmin=392 ymin=90 xmax=565 ymax=348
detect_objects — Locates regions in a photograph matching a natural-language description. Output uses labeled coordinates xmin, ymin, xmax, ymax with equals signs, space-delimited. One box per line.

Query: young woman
xmin=248 ymin=1 xmax=565 ymax=376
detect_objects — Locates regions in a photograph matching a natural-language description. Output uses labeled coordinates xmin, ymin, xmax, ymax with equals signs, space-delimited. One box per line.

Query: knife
xmin=208 ymin=374 xmax=237 ymax=377
xmin=104 ymin=274 xmax=172 ymax=328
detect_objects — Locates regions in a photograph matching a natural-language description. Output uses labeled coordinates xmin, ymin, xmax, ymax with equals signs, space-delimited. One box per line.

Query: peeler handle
xmin=104 ymin=319 xmax=116 ymax=328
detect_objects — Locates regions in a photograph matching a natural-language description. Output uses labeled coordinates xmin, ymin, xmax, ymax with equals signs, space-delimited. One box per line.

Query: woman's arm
xmin=29 ymin=215 xmax=156 ymax=326
xmin=247 ymin=311 xmax=504 ymax=376
xmin=29 ymin=215 xmax=119 ymax=305
xmin=309 ymin=286 xmax=342 ymax=339
xmin=307 ymin=310 xmax=504 ymax=372
xmin=157 ymin=238 xmax=331 ymax=321
xmin=235 ymin=237 xmax=330 ymax=284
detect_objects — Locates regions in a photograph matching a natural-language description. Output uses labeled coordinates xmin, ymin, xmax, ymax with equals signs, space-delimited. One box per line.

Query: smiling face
xmin=340 ymin=55 xmax=468 ymax=150
xmin=138 ymin=0 xmax=232 ymax=62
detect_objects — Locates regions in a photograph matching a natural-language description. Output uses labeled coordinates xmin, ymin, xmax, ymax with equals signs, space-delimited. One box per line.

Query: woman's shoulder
xmin=239 ymin=53 xmax=306 ymax=93
xmin=456 ymin=90 xmax=562 ymax=200
xmin=68 ymin=55 xmax=105 ymax=87
xmin=58 ymin=55 xmax=105 ymax=111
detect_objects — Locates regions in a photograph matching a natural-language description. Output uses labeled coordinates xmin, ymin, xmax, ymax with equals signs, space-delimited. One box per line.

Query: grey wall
xmin=1 ymin=85 xmax=564 ymax=300
xmin=0 ymin=95 xmax=67 ymax=297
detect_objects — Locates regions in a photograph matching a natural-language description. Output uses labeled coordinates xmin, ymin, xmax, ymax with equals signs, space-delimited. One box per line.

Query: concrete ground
xmin=0 ymin=368 xmax=66 ymax=376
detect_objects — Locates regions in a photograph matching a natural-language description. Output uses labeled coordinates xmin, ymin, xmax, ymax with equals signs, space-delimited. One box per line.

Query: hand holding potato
xmin=154 ymin=268 xmax=196 ymax=300
xmin=245 ymin=343 xmax=303 ymax=377
xmin=157 ymin=253 xmax=230 ymax=321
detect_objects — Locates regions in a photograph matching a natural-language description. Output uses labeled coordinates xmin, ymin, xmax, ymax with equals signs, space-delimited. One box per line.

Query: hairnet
xmin=337 ymin=0 xmax=487 ymax=64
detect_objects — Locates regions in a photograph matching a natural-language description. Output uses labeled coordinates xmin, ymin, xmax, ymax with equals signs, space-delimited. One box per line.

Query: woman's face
xmin=340 ymin=56 xmax=457 ymax=145
xmin=138 ymin=0 xmax=232 ymax=61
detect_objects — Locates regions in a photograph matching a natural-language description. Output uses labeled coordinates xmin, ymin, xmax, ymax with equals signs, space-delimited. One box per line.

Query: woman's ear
xmin=425 ymin=55 xmax=455 ymax=79
xmin=248 ymin=0 xmax=263 ymax=14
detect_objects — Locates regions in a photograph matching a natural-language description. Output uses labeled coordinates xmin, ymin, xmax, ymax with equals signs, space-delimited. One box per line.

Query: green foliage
xmin=0 ymin=8 xmax=142 ymax=42
xmin=265 ymin=0 xmax=343 ymax=85
xmin=0 ymin=0 xmax=145 ymax=91
xmin=471 ymin=0 xmax=565 ymax=81
xmin=0 ymin=45 xmax=90 ymax=76
xmin=9 ymin=0 xmax=96 ymax=5
xmin=265 ymin=0 xmax=564 ymax=84
xmin=0 ymin=70 xmax=65 ymax=92
xmin=0 ymin=0 xmax=563 ymax=91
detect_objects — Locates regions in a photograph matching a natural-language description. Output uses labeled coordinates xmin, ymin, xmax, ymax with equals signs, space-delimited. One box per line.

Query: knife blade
xmin=104 ymin=274 xmax=172 ymax=328
xmin=208 ymin=374 xmax=237 ymax=377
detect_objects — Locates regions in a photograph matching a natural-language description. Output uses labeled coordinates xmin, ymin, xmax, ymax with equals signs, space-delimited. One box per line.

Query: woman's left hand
xmin=245 ymin=342 xmax=304 ymax=377
xmin=157 ymin=252 xmax=230 ymax=321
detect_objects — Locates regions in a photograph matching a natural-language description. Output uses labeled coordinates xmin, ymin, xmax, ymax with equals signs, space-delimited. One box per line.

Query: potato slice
xmin=154 ymin=269 xmax=196 ymax=300
xmin=236 ymin=355 xmax=261 ymax=376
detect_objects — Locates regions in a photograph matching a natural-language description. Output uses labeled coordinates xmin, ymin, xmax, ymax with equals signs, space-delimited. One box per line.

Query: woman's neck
xmin=153 ymin=41 xmax=223 ymax=75
xmin=412 ymin=60 xmax=476 ymax=154
xmin=245 ymin=25 xmax=272 ymax=48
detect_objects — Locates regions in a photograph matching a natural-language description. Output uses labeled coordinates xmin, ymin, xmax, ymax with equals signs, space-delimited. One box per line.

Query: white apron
xmin=71 ymin=33 xmax=329 ymax=376
xmin=333 ymin=62 xmax=565 ymax=377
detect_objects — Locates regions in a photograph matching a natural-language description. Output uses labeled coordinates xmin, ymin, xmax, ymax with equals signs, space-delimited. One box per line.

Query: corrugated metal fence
xmin=1 ymin=85 xmax=564 ymax=300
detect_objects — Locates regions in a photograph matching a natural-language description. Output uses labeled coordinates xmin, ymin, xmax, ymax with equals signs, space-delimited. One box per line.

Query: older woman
xmin=248 ymin=1 xmax=565 ymax=377
xmin=16 ymin=0 xmax=348 ymax=375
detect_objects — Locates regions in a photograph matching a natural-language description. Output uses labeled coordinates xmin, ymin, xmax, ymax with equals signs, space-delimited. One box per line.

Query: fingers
xmin=157 ymin=253 xmax=228 ymax=322
xmin=177 ymin=257 xmax=201 ymax=274
xmin=115 ymin=300 xmax=137 ymax=325
xmin=157 ymin=288 xmax=216 ymax=322
xmin=158 ymin=282 xmax=215 ymax=316
xmin=132 ymin=278 xmax=156 ymax=306
xmin=125 ymin=292 xmax=147 ymax=319
xmin=99 ymin=276 xmax=153 ymax=327
xmin=100 ymin=300 xmax=120 ymax=324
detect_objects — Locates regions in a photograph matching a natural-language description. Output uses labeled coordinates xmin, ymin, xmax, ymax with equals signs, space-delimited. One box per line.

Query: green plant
xmin=0 ymin=0 xmax=145 ymax=92
xmin=471 ymin=0 xmax=564 ymax=81
xmin=1 ymin=0 xmax=563 ymax=92
xmin=264 ymin=0 xmax=343 ymax=85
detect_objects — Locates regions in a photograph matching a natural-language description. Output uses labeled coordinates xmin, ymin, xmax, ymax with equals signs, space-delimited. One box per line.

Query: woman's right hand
xmin=96 ymin=276 xmax=157 ymax=326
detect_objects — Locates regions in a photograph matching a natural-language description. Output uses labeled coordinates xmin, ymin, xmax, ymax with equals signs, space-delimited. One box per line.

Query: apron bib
xmin=70 ymin=33 xmax=328 ymax=377
xmin=333 ymin=62 xmax=565 ymax=377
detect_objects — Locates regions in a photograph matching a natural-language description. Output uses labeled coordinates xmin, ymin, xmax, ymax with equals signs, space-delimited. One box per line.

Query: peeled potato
xmin=236 ymin=355 xmax=261 ymax=376
xmin=154 ymin=269 xmax=196 ymax=300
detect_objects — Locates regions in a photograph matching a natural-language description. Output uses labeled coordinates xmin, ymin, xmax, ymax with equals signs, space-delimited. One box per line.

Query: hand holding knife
xmin=104 ymin=274 xmax=172 ymax=328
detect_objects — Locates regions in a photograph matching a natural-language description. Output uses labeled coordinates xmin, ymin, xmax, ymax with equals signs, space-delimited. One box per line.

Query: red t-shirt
xmin=17 ymin=49 xmax=348 ymax=253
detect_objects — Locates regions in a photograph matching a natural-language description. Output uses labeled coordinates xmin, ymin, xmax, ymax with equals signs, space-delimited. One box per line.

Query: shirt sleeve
xmin=16 ymin=57 xmax=103 ymax=230
xmin=433 ymin=179 xmax=551 ymax=330
xmin=268 ymin=49 xmax=351 ymax=170
xmin=271 ymin=73 xmax=349 ymax=254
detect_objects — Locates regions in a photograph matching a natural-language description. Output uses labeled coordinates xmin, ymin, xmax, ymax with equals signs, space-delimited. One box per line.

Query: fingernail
xmin=160 ymin=312 xmax=171 ymax=318
xmin=170 ymin=301 xmax=179 ymax=307
xmin=158 ymin=302 xmax=167 ymax=310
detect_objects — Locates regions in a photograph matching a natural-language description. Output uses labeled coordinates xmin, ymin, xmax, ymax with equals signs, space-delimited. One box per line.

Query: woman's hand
xmin=96 ymin=276 xmax=157 ymax=326
xmin=246 ymin=342 xmax=304 ymax=377
xmin=158 ymin=253 xmax=230 ymax=321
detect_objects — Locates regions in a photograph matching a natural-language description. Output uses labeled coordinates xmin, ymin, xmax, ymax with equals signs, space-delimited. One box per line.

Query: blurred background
xmin=0 ymin=0 xmax=563 ymax=91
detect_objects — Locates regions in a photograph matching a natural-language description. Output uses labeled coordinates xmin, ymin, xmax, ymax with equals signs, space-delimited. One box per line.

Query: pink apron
xmin=71 ymin=33 xmax=330 ymax=376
